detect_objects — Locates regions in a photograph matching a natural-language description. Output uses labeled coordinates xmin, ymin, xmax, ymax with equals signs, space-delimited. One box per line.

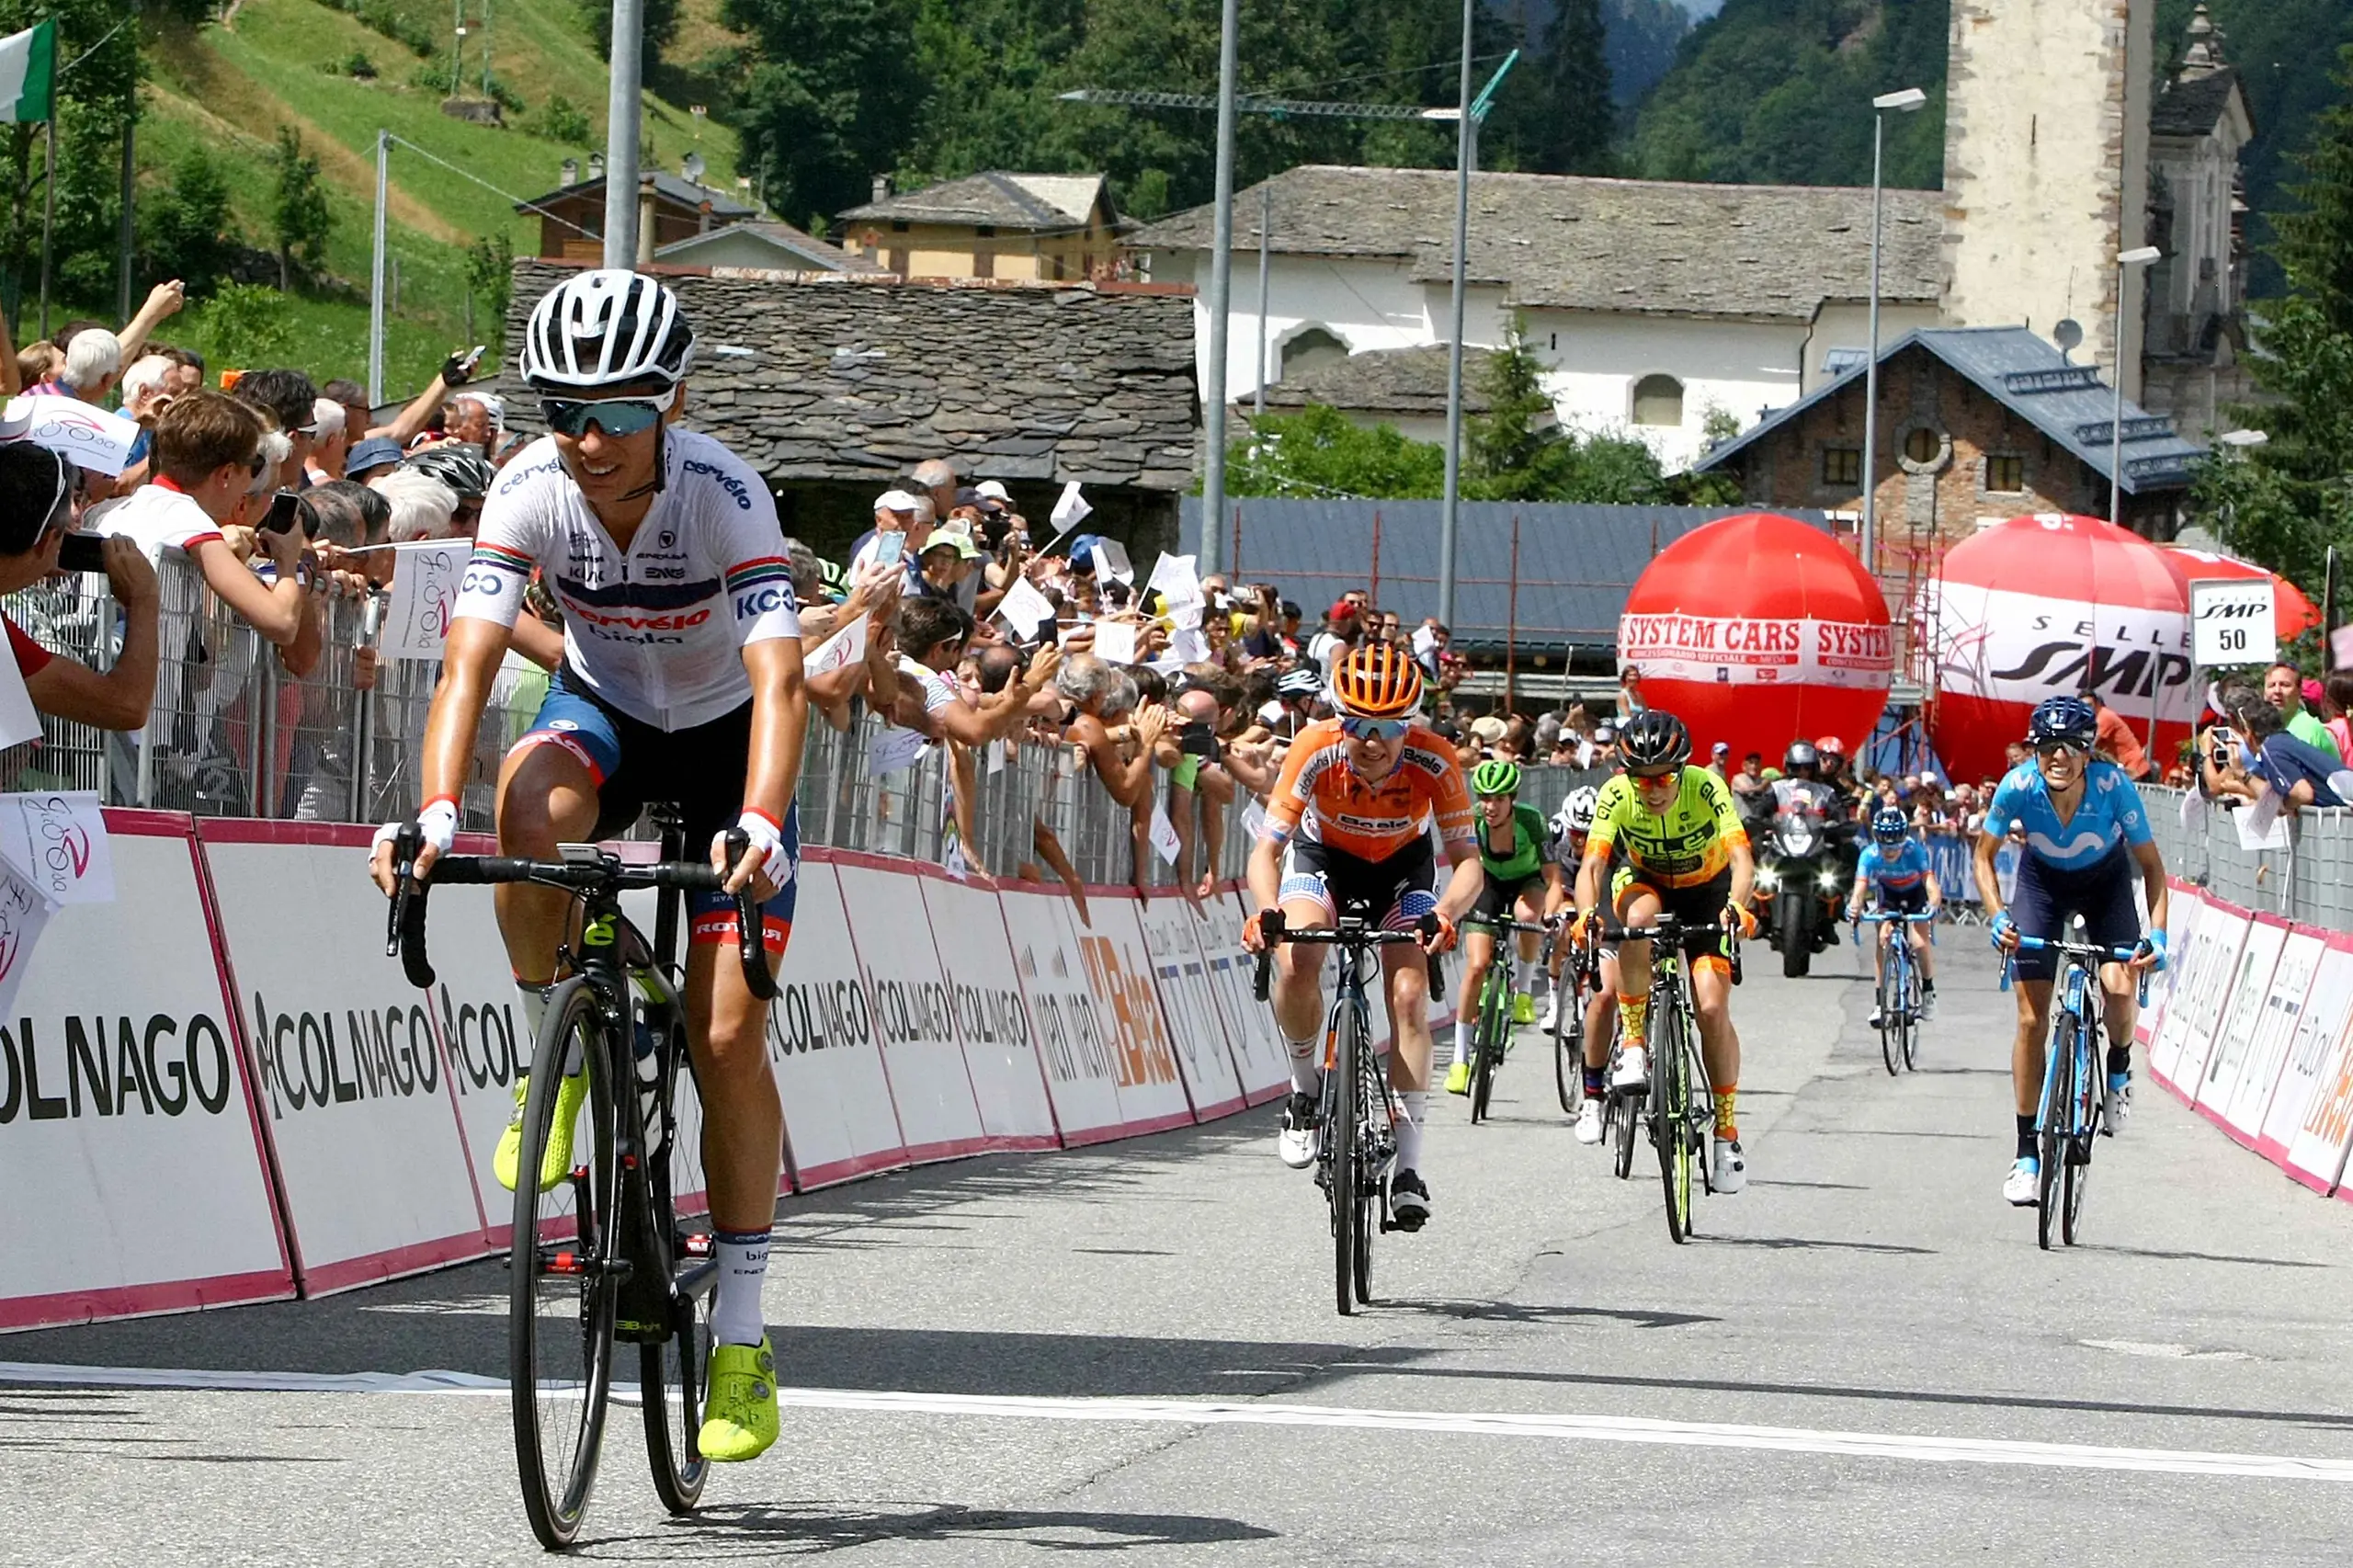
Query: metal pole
xmin=1252 ymin=180 xmax=1270 ymax=417
xmin=369 ymin=129 xmax=389 ymax=403
xmin=118 ymin=115 xmax=135 ymax=325
xmin=1862 ymin=108 xmax=1884 ymax=576
xmin=2110 ymin=256 xmax=2126 ymax=529
xmin=604 ymin=0 xmax=646 ymax=269
xmin=1197 ymin=0 xmax=1240 ymax=576
xmin=38 ymin=116 xmax=55 ymax=339
xmin=1437 ymin=0 xmax=1475 ymax=630
xmin=2327 ymin=545 xmax=2341 ymax=670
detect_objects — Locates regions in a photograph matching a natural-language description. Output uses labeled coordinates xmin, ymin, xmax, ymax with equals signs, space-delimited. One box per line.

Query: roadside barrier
xmin=0 ymin=812 xmax=1291 ymax=1332
xmin=2141 ymin=877 xmax=2353 ymax=1204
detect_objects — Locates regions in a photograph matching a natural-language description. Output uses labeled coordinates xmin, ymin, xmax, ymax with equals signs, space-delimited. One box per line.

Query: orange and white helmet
xmin=1328 ymin=642 xmax=1424 ymax=721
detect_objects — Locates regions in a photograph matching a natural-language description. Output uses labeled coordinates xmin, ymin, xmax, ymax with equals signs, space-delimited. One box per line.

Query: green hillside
xmin=111 ymin=0 xmax=744 ymax=389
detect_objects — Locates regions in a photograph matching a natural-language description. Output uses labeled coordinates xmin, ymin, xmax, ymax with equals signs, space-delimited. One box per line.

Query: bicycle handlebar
xmin=385 ymin=827 xmax=779 ymax=1001
xmin=1463 ymin=915 xmax=1553 ymax=937
xmin=1250 ymin=912 xmax=1436 ymax=1001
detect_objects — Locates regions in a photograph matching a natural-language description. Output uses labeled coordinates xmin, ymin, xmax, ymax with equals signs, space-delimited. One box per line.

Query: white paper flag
xmin=0 ymin=623 xmax=39 ymax=748
xmin=0 ymin=394 xmax=143 ymax=476
xmin=1145 ymin=552 xmax=1202 ymax=611
xmin=1149 ymin=802 xmax=1183 ymax=866
xmin=0 ymin=859 xmax=53 ymax=1023
xmin=2238 ymin=790 xmax=2291 ymax=850
xmin=986 ymin=738 xmax=1007 ymax=776
xmin=1093 ymin=620 xmax=1140 ymax=665
xmin=1238 ymin=798 xmax=1269 ymax=845
xmin=377 ymin=540 xmax=471 ymax=662
xmin=995 ymin=576 xmax=1056 ymax=639
xmin=1051 ymin=481 xmax=1093 ymax=530
xmin=804 ymin=612 xmax=869 ymax=679
xmin=1090 ymin=538 xmax=1134 ymax=585
xmin=0 ymin=790 xmax=114 ymax=904
xmin=1166 ymin=627 xmax=1210 ymax=665
xmin=867 ymin=723 xmax=930 ymax=778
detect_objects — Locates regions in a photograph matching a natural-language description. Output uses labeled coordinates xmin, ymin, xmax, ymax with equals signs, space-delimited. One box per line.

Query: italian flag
xmin=0 ymin=19 xmax=54 ymax=124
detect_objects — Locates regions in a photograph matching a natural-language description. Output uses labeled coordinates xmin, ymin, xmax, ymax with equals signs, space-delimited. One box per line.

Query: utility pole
xmin=1197 ymin=0 xmax=1241 ymax=575
xmin=369 ymin=129 xmax=390 ymax=403
xmin=604 ymin=0 xmax=645 ymax=268
xmin=1434 ymin=49 xmax=1520 ymax=629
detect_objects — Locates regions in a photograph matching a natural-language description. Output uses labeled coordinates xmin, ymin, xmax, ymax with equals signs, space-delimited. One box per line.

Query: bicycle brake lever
xmin=722 ymin=829 xmax=781 ymax=1003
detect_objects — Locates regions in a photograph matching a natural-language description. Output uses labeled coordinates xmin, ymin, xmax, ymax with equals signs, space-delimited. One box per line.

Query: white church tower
xmin=1941 ymin=0 xmax=2155 ymax=399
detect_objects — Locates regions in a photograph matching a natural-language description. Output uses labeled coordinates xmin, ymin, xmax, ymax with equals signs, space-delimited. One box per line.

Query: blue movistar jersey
xmin=1858 ymin=839 xmax=1931 ymax=896
xmin=1983 ymin=758 xmax=2152 ymax=872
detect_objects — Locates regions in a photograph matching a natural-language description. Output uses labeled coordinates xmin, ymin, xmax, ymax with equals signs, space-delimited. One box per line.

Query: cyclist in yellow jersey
xmin=1570 ymin=710 xmax=1758 ymax=1192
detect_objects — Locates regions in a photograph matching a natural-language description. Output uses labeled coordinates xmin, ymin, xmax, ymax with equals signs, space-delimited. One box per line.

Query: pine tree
xmin=269 ymin=126 xmax=333 ymax=293
xmin=1533 ymin=0 xmax=1613 ymax=175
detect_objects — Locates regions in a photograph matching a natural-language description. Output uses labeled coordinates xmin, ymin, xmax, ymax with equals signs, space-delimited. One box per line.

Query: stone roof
xmin=515 ymin=171 xmax=757 ymax=220
xmin=654 ymin=221 xmax=887 ymax=273
xmin=2152 ymin=65 xmax=2243 ymax=138
xmin=1259 ymin=346 xmax=1497 ymax=416
xmin=1127 ymin=165 xmax=1943 ymax=321
xmin=496 ymin=259 xmax=1199 ymax=493
xmin=839 ymin=172 xmax=1115 ymax=232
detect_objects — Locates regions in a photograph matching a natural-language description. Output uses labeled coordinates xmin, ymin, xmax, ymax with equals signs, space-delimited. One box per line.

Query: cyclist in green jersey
xmin=1447 ymin=758 xmax=1563 ymax=1094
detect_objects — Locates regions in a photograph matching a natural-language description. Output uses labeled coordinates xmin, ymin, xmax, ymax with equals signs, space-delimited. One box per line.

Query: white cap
xmin=974 ymin=479 xmax=1011 ymax=503
xmin=873 ymin=488 xmax=922 ymax=514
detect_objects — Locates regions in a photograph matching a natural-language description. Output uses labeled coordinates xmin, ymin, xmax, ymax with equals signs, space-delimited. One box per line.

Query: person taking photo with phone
xmin=0 ymin=442 xmax=159 ymax=729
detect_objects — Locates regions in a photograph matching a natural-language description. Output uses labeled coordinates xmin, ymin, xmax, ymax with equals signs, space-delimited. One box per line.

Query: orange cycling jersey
xmin=1262 ymin=718 xmax=1475 ymax=861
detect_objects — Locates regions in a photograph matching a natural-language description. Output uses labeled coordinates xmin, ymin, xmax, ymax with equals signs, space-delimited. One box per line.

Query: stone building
xmin=514 ymin=168 xmax=757 ymax=266
xmin=835 ymin=173 xmax=1131 ymax=284
xmin=1691 ymin=327 xmax=2202 ymax=582
xmin=494 ymin=259 xmax=1199 ymax=551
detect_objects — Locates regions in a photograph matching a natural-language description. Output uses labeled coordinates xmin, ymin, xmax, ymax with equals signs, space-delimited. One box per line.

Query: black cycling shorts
xmin=1472 ymin=869 xmax=1547 ymax=924
xmin=2008 ymin=846 xmax=2139 ymax=983
xmin=1875 ymin=883 xmax=1930 ymax=917
xmin=1610 ymin=866 xmax=1736 ymax=971
xmin=1278 ymin=835 xmax=1438 ymax=931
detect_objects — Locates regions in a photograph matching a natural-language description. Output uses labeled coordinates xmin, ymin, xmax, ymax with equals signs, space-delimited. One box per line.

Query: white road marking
xmin=2081 ymin=1338 xmax=2255 ymax=1362
xmin=3 ymin=1362 xmax=2348 ymax=1482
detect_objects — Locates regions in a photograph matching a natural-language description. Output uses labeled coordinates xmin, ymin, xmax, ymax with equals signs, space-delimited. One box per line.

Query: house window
xmin=975 ymin=224 xmax=996 ymax=237
xmin=890 ymin=220 xmax=909 ymax=233
xmin=1632 ymin=374 xmax=1684 ymax=427
xmin=1903 ymin=426 xmax=1941 ymax=464
xmin=1822 ymin=447 xmax=1862 ymax=486
xmin=1985 ymin=453 xmax=2026 ymax=494
xmin=1279 ymin=326 xmax=1348 ymax=381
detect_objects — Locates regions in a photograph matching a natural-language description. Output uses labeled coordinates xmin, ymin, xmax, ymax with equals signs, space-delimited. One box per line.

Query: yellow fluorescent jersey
xmin=1588 ymin=766 xmax=1748 ymax=888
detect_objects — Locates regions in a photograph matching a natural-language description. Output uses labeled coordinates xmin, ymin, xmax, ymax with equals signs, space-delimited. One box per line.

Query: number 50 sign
xmin=2188 ymin=577 xmax=2277 ymax=668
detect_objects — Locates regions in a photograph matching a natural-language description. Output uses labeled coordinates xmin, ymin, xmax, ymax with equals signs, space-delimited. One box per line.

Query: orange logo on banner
xmin=1079 ymin=934 xmax=1178 ymax=1088
xmin=2301 ymin=1012 xmax=2353 ymax=1151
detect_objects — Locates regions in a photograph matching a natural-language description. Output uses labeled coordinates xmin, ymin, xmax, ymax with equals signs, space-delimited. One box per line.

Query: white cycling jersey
xmin=452 ymin=430 xmax=801 ymax=730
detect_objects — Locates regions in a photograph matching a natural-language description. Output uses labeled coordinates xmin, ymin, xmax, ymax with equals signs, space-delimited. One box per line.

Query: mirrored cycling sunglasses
xmin=2035 ymin=740 xmax=2086 ymax=759
xmin=540 ymin=395 xmax=669 ymax=439
xmin=1629 ymin=766 xmax=1677 ymax=782
xmin=1339 ymin=715 xmax=1410 ymax=741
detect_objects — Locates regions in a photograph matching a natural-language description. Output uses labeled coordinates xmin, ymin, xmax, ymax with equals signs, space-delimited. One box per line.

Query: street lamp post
xmin=1197 ymin=0 xmax=1241 ymax=576
xmin=1860 ymin=86 xmax=1927 ymax=581
xmin=2111 ymin=245 xmax=2164 ymax=528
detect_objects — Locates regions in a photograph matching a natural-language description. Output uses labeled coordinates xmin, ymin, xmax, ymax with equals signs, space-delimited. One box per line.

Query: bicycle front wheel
xmin=510 ymin=978 xmax=620 ymax=1551
xmin=1877 ymin=952 xmax=1899 ymax=1077
xmin=1654 ymin=999 xmax=1695 ymax=1244
xmin=1470 ymin=979 xmax=1504 ymax=1124
xmin=1899 ymin=956 xmax=1921 ymax=1073
xmin=1329 ymin=1008 xmax=1361 ymax=1317
xmin=2037 ymin=1014 xmax=2076 ymax=1252
xmin=1552 ymin=982 xmax=1581 ymax=1114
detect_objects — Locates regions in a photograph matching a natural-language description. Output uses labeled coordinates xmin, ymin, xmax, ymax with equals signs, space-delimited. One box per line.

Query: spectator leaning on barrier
xmin=94 ymin=390 xmax=307 ymax=647
xmin=2264 ymin=662 xmax=2342 ymax=762
xmin=232 ymin=369 xmax=322 ymax=492
xmin=372 ymin=468 xmax=460 ymax=541
xmin=0 ymin=443 xmax=158 ymax=729
xmin=2220 ymin=698 xmax=2353 ymax=810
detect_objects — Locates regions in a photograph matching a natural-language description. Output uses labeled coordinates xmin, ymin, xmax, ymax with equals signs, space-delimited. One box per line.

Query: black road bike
xmin=388 ymin=812 xmax=777 ymax=1551
xmin=1255 ymin=911 xmax=1432 ymax=1316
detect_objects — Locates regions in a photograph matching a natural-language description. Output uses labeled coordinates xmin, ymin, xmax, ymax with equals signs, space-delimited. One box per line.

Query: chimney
xmin=561 ymin=157 xmax=579 ymax=187
xmin=587 ymin=151 xmax=605 ymax=180
xmin=871 ymin=174 xmax=892 ymax=206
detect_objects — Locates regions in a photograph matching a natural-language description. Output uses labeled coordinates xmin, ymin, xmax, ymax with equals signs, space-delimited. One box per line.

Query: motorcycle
xmin=1755 ymin=804 xmax=1847 ymax=978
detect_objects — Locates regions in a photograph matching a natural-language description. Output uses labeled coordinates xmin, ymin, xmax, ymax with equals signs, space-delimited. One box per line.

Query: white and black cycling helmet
xmin=1275 ymin=665 xmax=1323 ymax=702
xmin=521 ymin=269 xmax=696 ymax=392
xmin=1553 ymin=785 xmax=1598 ymax=837
xmin=401 ymin=445 xmax=495 ymax=499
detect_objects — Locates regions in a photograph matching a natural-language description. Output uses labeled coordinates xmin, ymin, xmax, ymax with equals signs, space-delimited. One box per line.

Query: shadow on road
xmin=1375 ymin=1299 xmax=1718 ymax=1331
xmin=600 ymin=1502 xmax=1278 ymax=1556
xmin=1704 ymin=1234 xmax=1936 ymax=1256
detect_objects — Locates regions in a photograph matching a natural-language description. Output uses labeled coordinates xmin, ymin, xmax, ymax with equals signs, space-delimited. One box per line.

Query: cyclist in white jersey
xmin=370 ymin=269 xmax=807 ymax=1464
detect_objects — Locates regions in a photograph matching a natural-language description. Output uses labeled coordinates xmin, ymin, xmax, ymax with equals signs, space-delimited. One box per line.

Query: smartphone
xmin=56 ymin=532 xmax=108 ymax=574
xmin=872 ymin=529 xmax=906 ymax=563
xmin=261 ymin=490 xmax=306 ymax=536
xmin=460 ymin=344 xmax=487 ymax=376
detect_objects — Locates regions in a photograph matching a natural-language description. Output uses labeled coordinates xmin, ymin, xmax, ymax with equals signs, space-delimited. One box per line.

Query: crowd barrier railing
xmin=2139 ymin=783 xmax=2353 ymax=932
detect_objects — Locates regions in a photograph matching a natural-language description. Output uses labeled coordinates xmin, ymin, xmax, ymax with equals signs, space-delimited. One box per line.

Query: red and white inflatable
xmin=1922 ymin=513 xmax=2192 ymax=783
xmin=2158 ymin=545 xmax=2321 ymax=643
xmin=1616 ymin=512 xmax=1893 ymax=762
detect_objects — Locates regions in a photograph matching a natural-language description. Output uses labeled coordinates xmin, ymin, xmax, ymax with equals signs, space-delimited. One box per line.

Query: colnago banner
xmin=769 ymin=853 xmax=911 ymax=1187
xmin=2218 ymin=927 xmax=2325 ymax=1153
xmin=200 ymin=824 xmax=490 ymax=1292
xmin=997 ymin=881 xmax=1135 ymax=1144
xmin=2189 ymin=915 xmax=2290 ymax=1136
xmin=0 ymin=812 xmax=293 ymax=1330
xmin=1132 ymin=894 xmax=1248 ymax=1120
xmin=2150 ymin=894 xmax=2250 ymax=1092
xmin=1921 ymin=581 xmax=2195 ymax=733
xmin=834 ymin=855 xmax=989 ymax=1163
xmin=918 ymin=870 xmax=1059 ymax=1150
xmin=1077 ymin=896 xmax=1199 ymax=1131
xmin=2267 ymin=938 xmax=2353 ymax=1173
xmin=425 ymin=832 xmax=545 ymax=1243
xmin=1201 ymin=887 xmax=1293 ymax=1105
xmin=2135 ymin=883 xmax=2205 ymax=1045
xmin=2285 ymin=938 xmax=2353 ymax=1196
xmin=1614 ymin=612 xmax=1893 ymax=690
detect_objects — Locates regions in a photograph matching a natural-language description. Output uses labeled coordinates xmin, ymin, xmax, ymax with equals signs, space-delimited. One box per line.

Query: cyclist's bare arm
xmin=717 ymin=635 xmax=809 ymax=897
xmin=369 ymin=616 xmax=511 ymax=891
xmin=1434 ymin=837 xmax=1483 ymax=926
xmin=2130 ymin=839 xmax=2168 ymax=971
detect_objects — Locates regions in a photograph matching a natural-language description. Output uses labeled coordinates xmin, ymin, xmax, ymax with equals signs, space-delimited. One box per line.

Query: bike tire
xmin=1611 ymin=1085 xmax=1637 ymax=1179
xmin=1878 ymin=956 xmax=1900 ymax=1076
xmin=642 ymin=1024 xmax=711 ymax=1515
xmin=1900 ymin=958 xmax=1921 ymax=1073
xmin=1469 ymin=977 xmax=1502 ymax=1125
xmin=1654 ymin=1001 xmax=1694 ymax=1244
xmin=1331 ymin=1007 xmax=1360 ymax=1318
xmin=2037 ymin=1014 xmax=2075 ymax=1252
xmin=2063 ymin=1023 xmax=2099 ymax=1246
xmin=1552 ymin=995 xmax=1579 ymax=1115
xmin=510 ymin=978 xmax=620 ymax=1551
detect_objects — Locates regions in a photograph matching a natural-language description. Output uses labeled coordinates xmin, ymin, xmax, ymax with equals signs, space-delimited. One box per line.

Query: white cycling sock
xmin=1452 ymin=1017 xmax=1472 ymax=1061
xmin=1395 ymin=1091 xmax=1427 ymax=1170
xmin=515 ymin=981 xmax=559 ymax=1070
xmin=710 ymin=1227 xmax=772 ymax=1347
xmin=1513 ymin=956 xmax=1536 ymax=993
xmin=1283 ymin=1034 xmax=1320 ymax=1096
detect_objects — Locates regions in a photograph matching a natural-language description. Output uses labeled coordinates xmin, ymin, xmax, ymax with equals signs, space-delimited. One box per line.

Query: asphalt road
xmin=6 ymin=934 xmax=2353 ymax=1566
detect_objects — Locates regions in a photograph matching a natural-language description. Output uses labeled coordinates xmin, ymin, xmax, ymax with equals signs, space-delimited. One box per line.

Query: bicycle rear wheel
xmin=1552 ymin=977 xmax=1582 ymax=1115
xmin=1877 ymin=950 xmax=1899 ymax=1076
xmin=1899 ymin=954 xmax=1921 ymax=1073
xmin=2036 ymin=1014 xmax=2076 ymax=1252
xmin=2062 ymin=1024 xmax=2099 ymax=1246
xmin=1469 ymin=978 xmax=1503 ymax=1124
xmin=1654 ymin=998 xmax=1695 ymax=1244
xmin=641 ymin=1024 xmax=712 ymax=1514
xmin=1329 ymin=1007 xmax=1361 ymax=1317
xmin=510 ymin=978 xmax=620 ymax=1551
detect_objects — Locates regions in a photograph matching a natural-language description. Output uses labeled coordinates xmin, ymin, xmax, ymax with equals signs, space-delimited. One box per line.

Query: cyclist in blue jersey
xmin=1972 ymin=696 xmax=2168 ymax=1208
xmin=1845 ymin=805 xmax=1941 ymax=1028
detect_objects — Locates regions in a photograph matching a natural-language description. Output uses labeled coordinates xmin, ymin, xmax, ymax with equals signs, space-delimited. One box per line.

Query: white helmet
xmin=521 ymin=269 xmax=695 ymax=392
xmin=1554 ymin=786 xmax=1598 ymax=835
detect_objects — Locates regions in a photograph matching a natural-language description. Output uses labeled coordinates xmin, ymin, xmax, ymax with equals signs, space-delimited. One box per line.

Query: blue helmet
xmin=2027 ymin=695 xmax=2098 ymax=751
xmin=1870 ymin=805 xmax=1909 ymax=845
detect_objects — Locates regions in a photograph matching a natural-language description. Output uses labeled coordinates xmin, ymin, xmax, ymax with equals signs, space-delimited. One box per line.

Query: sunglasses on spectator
xmin=540 ymin=396 xmax=669 ymax=439
xmin=1339 ymin=715 xmax=1409 ymax=741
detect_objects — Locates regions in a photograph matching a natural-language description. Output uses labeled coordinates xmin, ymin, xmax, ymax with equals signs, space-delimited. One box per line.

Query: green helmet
xmin=1472 ymin=758 xmax=1521 ymax=797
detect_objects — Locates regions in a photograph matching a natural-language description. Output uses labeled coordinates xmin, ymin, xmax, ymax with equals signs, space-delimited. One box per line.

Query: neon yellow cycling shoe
xmin=493 ymin=1071 xmax=588 ymax=1193
xmin=1511 ymin=992 xmax=1537 ymax=1026
xmin=699 ymin=1337 xmax=780 ymax=1462
xmin=1444 ymin=1058 xmax=1472 ymax=1096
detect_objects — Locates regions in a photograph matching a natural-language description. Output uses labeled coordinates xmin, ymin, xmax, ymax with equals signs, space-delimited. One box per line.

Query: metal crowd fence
xmin=2142 ymin=784 xmax=2353 ymax=933
xmin=0 ymin=549 xmax=1252 ymax=892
